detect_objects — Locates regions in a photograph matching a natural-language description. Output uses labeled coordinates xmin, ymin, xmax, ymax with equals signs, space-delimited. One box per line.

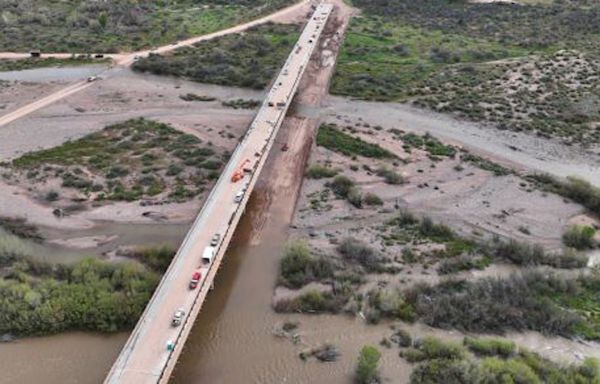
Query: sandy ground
xmin=323 ymin=98 xmax=600 ymax=186
xmin=279 ymin=110 xmax=600 ymax=373
xmin=286 ymin=122 xmax=585 ymax=303
xmin=0 ymin=80 xmax=72 ymax=115
xmin=0 ymin=70 xmax=267 ymax=231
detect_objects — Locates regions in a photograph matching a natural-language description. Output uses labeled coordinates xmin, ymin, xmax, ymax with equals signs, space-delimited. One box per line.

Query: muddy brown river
xmin=0 ymin=177 xmax=407 ymax=383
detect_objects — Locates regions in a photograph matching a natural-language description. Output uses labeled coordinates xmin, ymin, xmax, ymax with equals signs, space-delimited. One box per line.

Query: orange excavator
xmin=231 ymin=159 xmax=251 ymax=182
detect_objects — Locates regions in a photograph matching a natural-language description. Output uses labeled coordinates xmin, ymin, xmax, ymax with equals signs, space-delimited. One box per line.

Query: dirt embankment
xmin=250 ymin=0 xmax=357 ymax=242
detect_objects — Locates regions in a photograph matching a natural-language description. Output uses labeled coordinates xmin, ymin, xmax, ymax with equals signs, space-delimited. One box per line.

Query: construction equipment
xmin=231 ymin=159 xmax=251 ymax=182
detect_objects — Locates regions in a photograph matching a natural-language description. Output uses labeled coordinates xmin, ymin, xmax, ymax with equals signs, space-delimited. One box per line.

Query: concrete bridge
xmin=104 ymin=4 xmax=333 ymax=383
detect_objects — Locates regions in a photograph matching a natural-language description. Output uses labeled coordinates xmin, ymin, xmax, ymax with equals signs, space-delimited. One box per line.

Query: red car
xmin=189 ymin=271 xmax=202 ymax=289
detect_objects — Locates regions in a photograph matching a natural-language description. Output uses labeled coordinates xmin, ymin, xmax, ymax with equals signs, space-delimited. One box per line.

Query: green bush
xmin=463 ymin=337 xmax=516 ymax=357
xmin=529 ymin=175 xmax=600 ymax=215
xmin=491 ymin=239 xmax=588 ymax=268
xmin=278 ymin=241 xmax=334 ymax=289
xmin=410 ymin=358 xmax=480 ymax=384
xmin=480 ymin=357 xmax=540 ymax=383
xmin=347 ymin=188 xmax=364 ymax=208
xmin=409 ymin=338 xmax=600 ymax=384
xmin=317 ymin=124 xmax=396 ymax=159
xmin=405 ymin=271 xmax=600 ymax=339
xmin=437 ymin=255 xmax=491 ymax=275
xmin=274 ymin=290 xmax=344 ymax=314
xmin=417 ymin=337 xmax=466 ymax=361
xmin=368 ymin=288 xmax=416 ymax=322
xmin=376 ymin=167 xmax=404 ymax=185
xmin=363 ymin=192 xmax=384 ymax=206
xmin=419 ymin=217 xmax=454 ymax=241
xmin=356 ymin=346 xmax=381 ymax=384
xmin=133 ymin=23 xmax=299 ymax=89
xmin=306 ymin=164 xmax=338 ymax=179
xmin=327 ymin=175 xmax=356 ymax=198
xmin=128 ymin=245 xmax=177 ymax=272
xmin=0 ymin=257 xmax=159 ymax=336
xmin=337 ymin=238 xmax=381 ymax=272
xmin=563 ymin=225 xmax=596 ymax=250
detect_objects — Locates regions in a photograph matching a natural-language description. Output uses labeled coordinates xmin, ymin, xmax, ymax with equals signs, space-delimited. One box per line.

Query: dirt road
xmin=0 ymin=0 xmax=311 ymax=64
xmin=0 ymin=80 xmax=95 ymax=128
xmin=0 ymin=0 xmax=312 ymax=129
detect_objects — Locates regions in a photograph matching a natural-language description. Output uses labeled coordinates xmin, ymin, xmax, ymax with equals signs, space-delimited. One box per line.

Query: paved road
xmin=104 ymin=4 xmax=333 ymax=384
xmin=0 ymin=0 xmax=311 ymax=128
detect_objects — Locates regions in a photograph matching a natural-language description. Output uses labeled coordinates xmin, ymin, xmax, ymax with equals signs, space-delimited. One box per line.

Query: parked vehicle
xmin=210 ymin=233 xmax=221 ymax=247
xmin=202 ymin=246 xmax=215 ymax=264
xmin=87 ymin=76 xmax=98 ymax=82
xmin=172 ymin=309 xmax=185 ymax=326
xmin=189 ymin=271 xmax=202 ymax=289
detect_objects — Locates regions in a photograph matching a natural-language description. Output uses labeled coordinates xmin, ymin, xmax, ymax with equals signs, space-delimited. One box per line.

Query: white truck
xmin=202 ymin=246 xmax=215 ymax=265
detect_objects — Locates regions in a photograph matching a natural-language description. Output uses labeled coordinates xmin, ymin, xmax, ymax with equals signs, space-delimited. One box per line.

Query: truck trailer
xmin=202 ymin=246 xmax=215 ymax=264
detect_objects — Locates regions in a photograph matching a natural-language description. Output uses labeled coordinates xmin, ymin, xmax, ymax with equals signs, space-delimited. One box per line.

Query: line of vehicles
xmin=170 ymin=163 xmax=252 ymax=328
xmin=166 ymin=1 xmax=330 ymax=343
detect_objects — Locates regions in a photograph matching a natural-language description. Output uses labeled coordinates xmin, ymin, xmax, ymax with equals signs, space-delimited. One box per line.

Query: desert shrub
xmin=368 ymin=288 xmax=416 ymax=323
xmin=317 ymin=124 xmax=396 ymax=159
xmin=391 ymin=328 xmax=412 ymax=347
xmin=529 ymin=174 xmax=600 ymax=215
xmin=376 ymin=167 xmax=404 ymax=184
xmin=480 ymin=357 xmax=541 ymax=383
xmin=179 ymin=93 xmax=216 ymax=102
xmin=127 ymin=245 xmax=176 ymax=272
xmin=347 ymin=188 xmax=364 ymax=208
xmin=404 ymin=271 xmax=599 ymax=339
xmin=278 ymin=241 xmax=334 ymax=289
xmin=221 ymin=99 xmax=260 ymax=109
xmin=45 ymin=191 xmax=60 ymax=202
xmin=563 ymin=225 xmax=596 ymax=250
xmin=363 ymin=192 xmax=383 ymax=206
xmin=355 ymin=346 xmax=381 ymax=384
xmin=410 ymin=358 xmax=480 ymax=384
xmin=463 ymin=337 xmax=516 ymax=357
xmin=409 ymin=339 xmax=600 ymax=384
xmin=166 ymin=163 xmax=184 ymax=176
xmin=337 ymin=238 xmax=381 ymax=271
xmin=417 ymin=337 xmax=466 ymax=361
xmin=437 ymin=255 xmax=491 ymax=274
xmin=419 ymin=217 xmax=454 ymax=241
xmin=393 ymin=210 xmax=419 ymax=226
xmin=0 ymin=230 xmax=29 ymax=265
xmin=306 ymin=164 xmax=338 ymax=179
xmin=133 ymin=23 xmax=298 ymax=89
xmin=0 ymin=217 xmax=43 ymax=241
xmin=490 ymin=239 xmax=587 ymax=268
xmin=327 ymin=175 xmax=355 ymax=197
xmin=274 ymin=290 xmax=344 ymax=314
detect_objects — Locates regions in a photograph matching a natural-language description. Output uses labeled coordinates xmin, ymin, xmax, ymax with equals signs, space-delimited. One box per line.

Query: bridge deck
xmin=104 ymin=4 xmax=332 ymax=383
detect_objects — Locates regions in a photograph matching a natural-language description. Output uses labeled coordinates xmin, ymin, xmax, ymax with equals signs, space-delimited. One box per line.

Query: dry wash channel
xmin=104 ymin=4 xmax=333 ymax=384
